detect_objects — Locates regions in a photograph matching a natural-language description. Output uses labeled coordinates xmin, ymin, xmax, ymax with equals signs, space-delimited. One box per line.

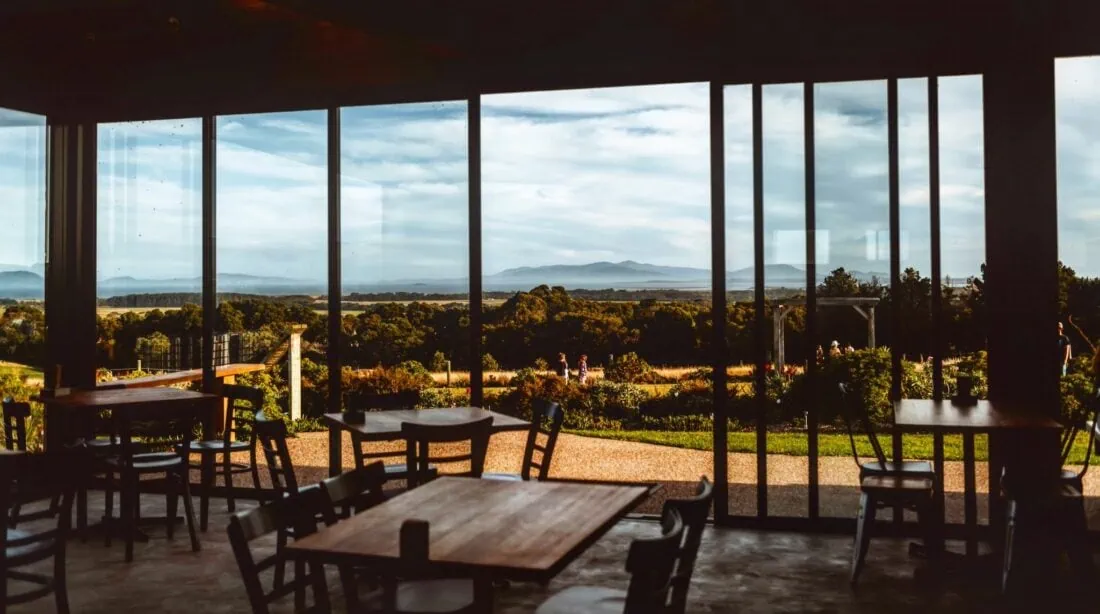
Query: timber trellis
xmin=773 ymin=297 xmax=880 ymax=372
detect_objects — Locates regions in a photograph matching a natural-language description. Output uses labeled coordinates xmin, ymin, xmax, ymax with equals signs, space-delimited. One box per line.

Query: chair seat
xmin=394 ymin=578 xmax=475 ymax=613
xmin=85 ymin=436 xmax=120 ymax=448
xmin=180 ymin=439 xmax=252 ymax=453
xmin=105 ymin=452 xmax=184 ymax=472
xmin=481 ymin=472 xmax=523 ymax=482
xmin=5 ymin=528 xmax=55 ymax=565
xmin=859 ymin=460 xmax=934 ymax=478
xmin=535 ymin=586 xmax=627 ymax=614
xmin=860 ymin=475 xmax=934 ymax=493
xmin=379 ymin=463 xmax=437 ymax=478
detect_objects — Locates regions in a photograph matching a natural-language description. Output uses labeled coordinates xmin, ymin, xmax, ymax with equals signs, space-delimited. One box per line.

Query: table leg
xmin=328 ymin=424 xmax=342 ymax=477
xmin=988 ymin=434 xmax=1004 ymax=552
xmin=963 ymin=432 xmax=977 ymax=557
xmin=933 ymin=432 xmax=946 ymax=553
xmin=473 ymin=576 xmax=495 ymax=614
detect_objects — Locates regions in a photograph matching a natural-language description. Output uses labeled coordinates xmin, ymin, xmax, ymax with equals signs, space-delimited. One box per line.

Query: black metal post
xmin=752 ymin=83 xmax=768 ymax=519
xmin=710 ymin=82 xmax=729 ymax=520
xmin=327 ymin=107 xmax=342 ymax=414
xmin=804 ymin=82 xmax=819 ymax=520
xmin=468 ymin=96 xmax=484 ymax=407
xmin=202 ymin=116 xmax=216 ymax=391
xmin=928 ymin=77 xmax=944 ymax=400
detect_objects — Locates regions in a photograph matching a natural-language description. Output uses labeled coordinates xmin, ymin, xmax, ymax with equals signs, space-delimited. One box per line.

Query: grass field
xmin=566 ymin=429 xmax=1097 ymax=466
xmin=0 ymin=361 xmax=43 ymax=380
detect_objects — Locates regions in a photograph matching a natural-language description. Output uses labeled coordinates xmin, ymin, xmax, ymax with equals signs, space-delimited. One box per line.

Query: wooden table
xmin=324 ymin=407 xmax=530 ymax=477
xmin=286 ymin=476 xmax=653 ymax=612
xmin=39 ymin=388 xmax=222 ymax=451
xmin=893 ymin=399 xmax=1062 ymax=556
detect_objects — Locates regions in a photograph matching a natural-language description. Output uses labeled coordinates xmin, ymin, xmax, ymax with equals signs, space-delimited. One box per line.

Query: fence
xmin=137 ymin=333 xmax=266 ymax=372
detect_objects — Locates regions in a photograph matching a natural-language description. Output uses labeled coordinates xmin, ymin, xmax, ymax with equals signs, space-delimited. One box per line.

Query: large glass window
xmin=1055 ymin=56 xmax=1100 ymax=529
xmin=0 ymin=108 xmax=47 ymax=424
xmin=812 ymin=80 xmax=890 ymax=520
xmin=339 ymin=101 xmax=469 ymax=410
xmin=724 ymin=84 xmax=758 ymax=517
xmin=217 ymin=111 xmax=328 ymax=429
xmin=482 ymin=83 xmax=712 ymax=511
xmin=96 ymin=120 xmax=202 ymax=380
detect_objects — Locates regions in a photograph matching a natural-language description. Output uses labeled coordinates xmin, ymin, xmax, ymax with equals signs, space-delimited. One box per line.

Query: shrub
xmin=605 ymin=352 xmax=655 ymax=383
xmin=1061 ymin=370 xmax=1095 ymax=425
xmin=532 ymin=357 xmax=550 ymax=372
xmin=350 ymin=363 xmax=434 ymax=395
xmin=418 ymin=387 xmax=470 ymax=409
xmin=481 ymin=353 xmax=500 ymax=372
xmin=429 ymin=351 xmax=448 ymax=372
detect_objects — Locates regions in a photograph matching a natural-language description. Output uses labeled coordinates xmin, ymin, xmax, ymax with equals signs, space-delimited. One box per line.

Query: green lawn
xmin=0 ymin=363 xmax=43 ymax=380
xmin=566 ymin=430 xmax=1096 ymax=466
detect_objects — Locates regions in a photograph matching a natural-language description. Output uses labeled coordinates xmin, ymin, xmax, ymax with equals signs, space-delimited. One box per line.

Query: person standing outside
xmin=1058 ymin=321 xmax=1072 ymax=377
xmin=557 ymin=352 xmax=570 ymax=382
xmin=577 ymin=354 xmax=589 ymax=385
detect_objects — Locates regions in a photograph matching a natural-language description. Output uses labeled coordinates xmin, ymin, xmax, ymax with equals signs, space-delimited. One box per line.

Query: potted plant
xmin=954 ymin=371 xmax=976 ymax=403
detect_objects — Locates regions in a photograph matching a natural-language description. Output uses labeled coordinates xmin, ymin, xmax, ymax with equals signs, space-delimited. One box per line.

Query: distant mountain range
xmin=0 ymin=260 xmax=891 ymax=299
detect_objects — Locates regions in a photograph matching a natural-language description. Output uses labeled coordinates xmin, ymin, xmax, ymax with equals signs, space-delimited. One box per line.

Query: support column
xmin=45 ymin=122 xmax=97 ymax=389
xmin=983 ymin=52 xmax=1062 ymax=593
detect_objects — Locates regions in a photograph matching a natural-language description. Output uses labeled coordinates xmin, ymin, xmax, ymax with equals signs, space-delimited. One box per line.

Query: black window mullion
xmin=752 ymin=83 xmax=767 ymax=519
xmin=888 ymin=78 xmax=903 ymax=527
xmin=804 ymin=82 xmax=819 ymax=521
xmin=468 ymin=96 xmax=483 ymax=407
xmin=327 ymin=108 xmax=342 ymax=415
xmin=201 ymin=116 xmax=216 ymax=392
xmin=929 ymin=77 xmax=944 ymax=400
xmin=709 ymin=82 xmax=729 ymax=521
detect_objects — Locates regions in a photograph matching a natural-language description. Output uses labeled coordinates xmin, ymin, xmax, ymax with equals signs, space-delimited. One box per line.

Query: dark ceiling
xmin=1 ymin=0 xmax=1098 ymax=122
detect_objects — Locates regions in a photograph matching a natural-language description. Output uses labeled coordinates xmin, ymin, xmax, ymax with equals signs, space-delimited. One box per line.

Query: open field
xmin=427 ymin=364 xmax=756 ymax=385
xmin=0 ymin=360 xmax=43 ymax=381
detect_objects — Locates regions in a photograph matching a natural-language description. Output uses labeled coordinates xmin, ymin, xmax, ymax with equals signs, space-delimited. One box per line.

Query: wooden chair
xmin=401 ymin=417 xmax=493 ymax=489
xmin=2 ymin=398 xmax=31 ymax=452
xmin=664 ymin=476 xmax=713 ymax=614
xmin=254 ymin=417 xmax=300 ymax=497
xmin=227 ymin=486 xmax=336 ymax=614
xmin=181 ymin=384 xmax=264 ymax=531
xmin=483 ymin=399 xmax=563 ymax=482
xmin=1002 ymin=482 xmax=1095 ymax=595
xmin=102 ymin=403 xmax=202 ymax=562
xmin=1 ymin=448 xmax=86 ymax=614
xmin=347 ymin=390 xmax=431 ymax=482
xmin=838 ymin=384 xmax=935 ymax=480
xmin=535 ymin=508 xmax=685 ymax=614
xmin=371 ymin=519 xmax=476 ymax=614
xmin=320 ymin=461 xmax=387 ymax=519
xmin=838 ymin=383 xmax=937 ymax=585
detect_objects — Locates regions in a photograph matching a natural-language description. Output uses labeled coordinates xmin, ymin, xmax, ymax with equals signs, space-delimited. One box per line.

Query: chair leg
xmin=222 ymin=452 xmax=236 ymax=513
xmin=55 ymin=539 xmax=71 ymax=614
xmin=1063 ymin=495 xmax=1095 ymax=583
xmin=338 ymin=565 xmax=361 ymax=613
xmin=200 ymin=454 xmax=214 ymax=532
xmin=179 ymin=470 xmax=201 ymax=553
xmin=123 ymin=472 xmax=137 ymax=563
xmin=851 ymin=492 xmax=877 ymax=586
xmin=274 ymin=529 xmax=288 ymax=590
xmin=76 ymin=482 xmax=88 ymax=541
xmin=916 ymin=495 xmax=940 ymax=562
xmin=294 ymin=559 xmax=307 ymax=611
xmin=166 ymin=476 xmax=179 ymax=539
xmin=103 ymin=471 xmax=115 ymax=547
xmin=250 ymin=443 xmax=261 ymax=490
xmin=1002 ymin=498 xmax=1017 ymax=595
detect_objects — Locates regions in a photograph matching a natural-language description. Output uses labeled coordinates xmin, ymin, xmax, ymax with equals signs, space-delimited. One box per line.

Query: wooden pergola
xmin=773 ymin=297 xmax=880 ymax=371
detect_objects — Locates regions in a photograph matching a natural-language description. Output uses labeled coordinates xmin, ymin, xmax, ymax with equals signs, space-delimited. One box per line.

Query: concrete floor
xmin=10 ymin=489 xmax=1098 ymax=613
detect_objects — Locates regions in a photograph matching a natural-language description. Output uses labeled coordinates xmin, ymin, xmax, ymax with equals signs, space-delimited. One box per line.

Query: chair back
xmin=662 ymin=476 xmax=714 ymax=614
xmin=1 ymin=448 xmax=85 ymax=609
xmin=623 ymin=508 xmax=685 ymax=614
xmin=254 ymin=418 xmax=299 ymax=496
xmin=222 ymin=384 xmax=263 ymax=445
xmin=227 ymin=487 xmax=334 ymax=614
xmin=112 ymin=402 xmax=201 ymax=467
xmin=401 ymin=417 xmax=493 ymax=488
xmin=1 ymin=398 xmax=31 ymax=451
xmin=837 ymin=383 xmax=889 ymax=471
xmin=321 ymin=461 xmax=387 ymax=518
xmin=1063 ymin=388 xmax=1100 ymax=479
xmin=522 ymin=399 xmax=564 ymax=481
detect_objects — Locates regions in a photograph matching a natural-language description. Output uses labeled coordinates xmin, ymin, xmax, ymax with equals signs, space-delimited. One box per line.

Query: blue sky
xmin=2 ymin=59 xmax=1100 ymax=288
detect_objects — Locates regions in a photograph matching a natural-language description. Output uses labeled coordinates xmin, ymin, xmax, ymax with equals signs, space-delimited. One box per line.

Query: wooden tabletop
xmin=95 ymin=363 xmax=266 ymax=390
xmin=37 ymin=387 xmax=220 ymax=409
xmin=893 ymin=398 xmax=1063 ymax=433
xmin=324 ymin=407 xmax=530 ymax=442
xmin=286 ymin=477 xmax=651 ymax=581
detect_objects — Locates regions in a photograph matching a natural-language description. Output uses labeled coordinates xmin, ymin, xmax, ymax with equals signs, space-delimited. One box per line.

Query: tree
xmin=818 ymin=268 xmax=861 ymax=297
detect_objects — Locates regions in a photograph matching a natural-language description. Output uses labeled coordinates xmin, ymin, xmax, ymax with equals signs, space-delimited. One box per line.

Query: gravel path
xmin=237 ymin=431 xmax=1100 ymax=525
